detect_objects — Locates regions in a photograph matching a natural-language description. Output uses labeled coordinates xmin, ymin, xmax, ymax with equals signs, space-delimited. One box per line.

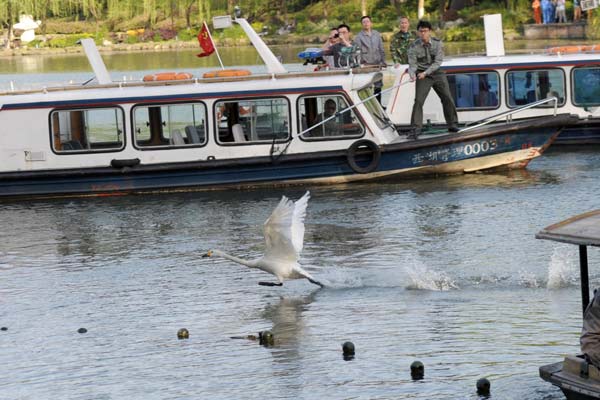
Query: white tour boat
xmin=0 ymin=16 xmax=578 ymax=200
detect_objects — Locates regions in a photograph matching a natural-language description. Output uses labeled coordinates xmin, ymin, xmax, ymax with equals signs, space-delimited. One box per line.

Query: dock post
xmin=580 ymin=245 xmax=590 ymax=315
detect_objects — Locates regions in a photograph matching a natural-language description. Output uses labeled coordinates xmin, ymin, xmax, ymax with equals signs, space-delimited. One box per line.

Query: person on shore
xmin=407 ymin=20 xmax=458 ymax=138
xmin=532 ymin=0 xmax=542 ymax=24
xmin=331 ymin=24 xmax=357 ymax=68
xmin=556 ymin=0 xmax=567 ymax=22
xmin=322 ymin=27 xmax=339 ymax=67
xmin=354 ymin=15 xmax=386 ymax=103
xmin=541 ymin=0 xmax=552 ymax=23
xmin=390 ymin=16 xmax=416 ymax=66
xmin=574 ymin=0 xmax=582 ymax=21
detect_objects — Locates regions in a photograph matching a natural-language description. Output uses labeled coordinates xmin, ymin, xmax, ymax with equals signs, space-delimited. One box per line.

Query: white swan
xmin=203 ymin=191 xmax=324 ymax=287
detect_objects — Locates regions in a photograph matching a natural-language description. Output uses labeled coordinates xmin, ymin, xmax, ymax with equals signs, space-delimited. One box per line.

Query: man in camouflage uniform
xmin=390 ymin=16 xmax=415 ymax=66
xmin=407 ymin=20 xmax=458 ymax=138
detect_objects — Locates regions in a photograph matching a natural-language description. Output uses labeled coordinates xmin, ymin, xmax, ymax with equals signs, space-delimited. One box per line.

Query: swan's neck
xmin=213 ymin=249 xmax=258 ymax=268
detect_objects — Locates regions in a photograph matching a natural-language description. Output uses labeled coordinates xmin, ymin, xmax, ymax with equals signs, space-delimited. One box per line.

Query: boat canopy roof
xmin=536 ymin=210 xmax=600 ymax=246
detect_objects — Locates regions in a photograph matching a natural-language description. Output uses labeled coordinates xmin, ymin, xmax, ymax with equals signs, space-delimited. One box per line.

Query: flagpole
xmin=204 ymin=21 xmax=224 ymax=70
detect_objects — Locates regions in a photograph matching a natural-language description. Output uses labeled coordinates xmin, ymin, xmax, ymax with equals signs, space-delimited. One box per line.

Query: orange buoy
xmin=142 ymin=72 xmax=194 ymax=82
xmin=547 ymin=44 xmax=600 ymax=54
xmin=202 ymin=69 xmax=252 ymax=78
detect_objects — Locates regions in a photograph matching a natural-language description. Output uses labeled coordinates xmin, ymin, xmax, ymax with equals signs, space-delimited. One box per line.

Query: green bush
xmin=125 ymin=34 xmax=139 ymax=44
xmin=177 ymin=28 xmax=195 ymax=41
xmin=587 ymin=9 xmax=600 ymax=39
xmin=442 ymin=25 xmax=484 ymax=41
xmin=44 ymin=20 xmax=97 ymax=34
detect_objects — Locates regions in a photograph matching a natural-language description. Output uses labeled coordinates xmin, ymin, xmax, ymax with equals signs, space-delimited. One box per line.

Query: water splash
xmin=547 ymin=245 xmax=578 ymax=289
xmin=319 ymin=265 xmax=406 ymax=289
xmin=518 ymin=269 xmax=540 ymax=288
xmin=405 ymin=261 xmax=459 ymax=291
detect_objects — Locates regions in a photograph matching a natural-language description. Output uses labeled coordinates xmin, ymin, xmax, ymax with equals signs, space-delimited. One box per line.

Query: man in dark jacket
xmin=407 ymin=20 xmax=458 ymax=138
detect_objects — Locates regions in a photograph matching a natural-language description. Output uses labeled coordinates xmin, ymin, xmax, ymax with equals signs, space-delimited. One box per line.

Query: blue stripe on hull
xmin=0 ymin=128 xmax=557 ymax=200
xmin=556 ymin=125 xmax=600 ymax=145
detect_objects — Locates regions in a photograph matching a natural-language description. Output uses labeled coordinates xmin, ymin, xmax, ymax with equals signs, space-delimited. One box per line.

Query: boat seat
xmin=185 ymin=125 xmax=202 ymax=144
xmin=62 ymin=140 xmax=83 ymax=151
xmin=232 ymin=124 xmax=247 ymax=142
xmin=170 ymin=129 xmax=185 ymax=145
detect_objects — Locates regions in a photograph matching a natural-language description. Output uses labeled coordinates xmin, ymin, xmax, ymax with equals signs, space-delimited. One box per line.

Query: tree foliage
xmin=0 ymin=0 xmax=595 ymax=38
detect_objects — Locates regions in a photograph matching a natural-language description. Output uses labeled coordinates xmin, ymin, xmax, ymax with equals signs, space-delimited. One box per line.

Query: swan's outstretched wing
xmin=263 ymin=191 xmax=310 ymax=262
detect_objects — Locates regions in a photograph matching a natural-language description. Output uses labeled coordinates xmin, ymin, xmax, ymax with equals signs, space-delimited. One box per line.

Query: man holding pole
xmin=407 ymin=20 xmax=458 ymax=139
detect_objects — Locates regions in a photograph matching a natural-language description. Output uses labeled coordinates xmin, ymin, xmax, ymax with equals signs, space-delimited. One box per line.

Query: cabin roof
xmin=536 ymin=210 xmax=600 ymax=246
xmin=443 ymin=52 xmax=600 ymax=69
xmin=0 ymin=68 xmax=380 ymax=99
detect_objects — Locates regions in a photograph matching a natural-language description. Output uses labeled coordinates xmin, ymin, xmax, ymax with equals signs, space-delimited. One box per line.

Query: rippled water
xmin=1 ymin=146 xmax=600 ymax=399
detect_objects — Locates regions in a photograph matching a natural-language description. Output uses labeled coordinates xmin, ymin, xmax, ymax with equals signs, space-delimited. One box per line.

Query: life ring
xmin=547 ymin=45 xmax=600 ymax=54
xmin=346 ymin=139 xmax=381 ymax=174
xmin=202 ymin=69 xmax=252 ymax=78
xmin=143 ymin=72 xmax=193 ymax=82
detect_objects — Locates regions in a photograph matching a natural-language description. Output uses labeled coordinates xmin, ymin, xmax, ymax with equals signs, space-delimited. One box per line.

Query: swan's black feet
xmin=308 ymin=278 xmax=325 ymax=288
xmin=258 ymin=282 xmax=283 ymax=286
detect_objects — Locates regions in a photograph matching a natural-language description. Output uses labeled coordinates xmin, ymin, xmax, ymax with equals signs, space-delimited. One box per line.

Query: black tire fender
xmin=346 ymin=139 xmax=381 ymax=174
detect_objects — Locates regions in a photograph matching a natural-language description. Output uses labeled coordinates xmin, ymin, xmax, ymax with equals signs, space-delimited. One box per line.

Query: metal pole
xmin=580 ymin=245 xmax=590 ymax=316
xmin=204 ymin=22 xmax=225 ymax=70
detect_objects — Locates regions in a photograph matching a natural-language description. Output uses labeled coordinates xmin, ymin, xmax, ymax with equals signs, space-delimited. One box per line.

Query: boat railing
xmin=458 ymin=97 xmax=558 ymax=134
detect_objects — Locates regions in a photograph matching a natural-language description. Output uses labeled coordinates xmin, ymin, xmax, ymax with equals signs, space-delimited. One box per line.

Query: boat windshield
xmin=357 ymin=87 xmax=390 ymax=130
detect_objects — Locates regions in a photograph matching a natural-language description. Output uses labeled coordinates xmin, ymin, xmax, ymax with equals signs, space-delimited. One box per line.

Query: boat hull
xmin=0 ymin=115 xmax=573 ymax=200
xmin=555 ymin=120 xmax=600 ymax=145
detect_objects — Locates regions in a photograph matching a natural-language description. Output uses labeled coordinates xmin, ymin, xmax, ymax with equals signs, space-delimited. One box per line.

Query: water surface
xmin=1 ymin=43 xmax=599 ymax=399
xmin=1 ymin=146 xmax=599 ymax=399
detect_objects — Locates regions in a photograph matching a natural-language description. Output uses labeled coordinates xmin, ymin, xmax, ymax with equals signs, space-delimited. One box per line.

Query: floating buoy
xmin=177 ymin=328 xmax=189 ymax=339
xmin=202 ymin=69 xmax=252 ymax=79
xmin=78 ymin=328 xmax=87 ymax=334
xmin=476 ymin=378 xmax=491 ymax=396
xmin=1 ymin=327 xmax=7 ymax=331
xmin=142 ymin=72 xmax=193 ymax=82
xmin=259 ymin=330 xmax=274 ymax=346
xmin=342 ymin=341 xmax=355 ymax=360
xmin=410 ymin=360 xmax=424 ymax=380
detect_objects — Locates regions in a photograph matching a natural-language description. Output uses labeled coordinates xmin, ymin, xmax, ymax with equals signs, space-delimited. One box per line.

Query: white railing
xmin=459 ymin=97 xmax=559 ymax=134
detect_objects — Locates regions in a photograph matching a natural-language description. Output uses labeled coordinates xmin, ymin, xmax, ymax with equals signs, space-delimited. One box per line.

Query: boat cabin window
xmin=358 ymin=87 xmax=387 ymax=129
xmin=132 ymin=103 xmax=207 ymax=148
xmin=51 ymin=107 xmax=124 ymax=153
xmin=572 ymin=67 xmax=600 ymax=106
xmin=446 ymin=72 xmax=500 ymax=109
xmin=298 ymin=95 xmax=364 ymax=139
xmin=507 ymin=69 xmax=566 ymax=107
xmin=214 ymin=98 xmax=290 ymax=144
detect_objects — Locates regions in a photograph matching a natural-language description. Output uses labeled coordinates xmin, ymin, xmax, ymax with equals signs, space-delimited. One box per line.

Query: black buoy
xmin=1 ymin=327 xmax=7 ymax=331
xmin=476 ymin=378 xmax=491 ymax=396
xmin=177 ymin=328 xmax=189 ymax=339
xmin=77 ymin=328 xmax=87 ymax=334
xmin=342 ymin=341 xmax=355 ymax=360
xmin=410 ymin=360 xmax=424 ymax=380
xmin=259 ymin=330 xmax=274 ymax=346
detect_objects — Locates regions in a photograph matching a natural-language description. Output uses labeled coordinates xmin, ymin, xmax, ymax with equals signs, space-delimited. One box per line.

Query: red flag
xmin=197 ymin=22 xmax=215 ymax=58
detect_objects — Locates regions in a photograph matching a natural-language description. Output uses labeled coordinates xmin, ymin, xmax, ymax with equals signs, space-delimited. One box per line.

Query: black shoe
xmin=448 ymin=126 xmax=460 ymax=132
